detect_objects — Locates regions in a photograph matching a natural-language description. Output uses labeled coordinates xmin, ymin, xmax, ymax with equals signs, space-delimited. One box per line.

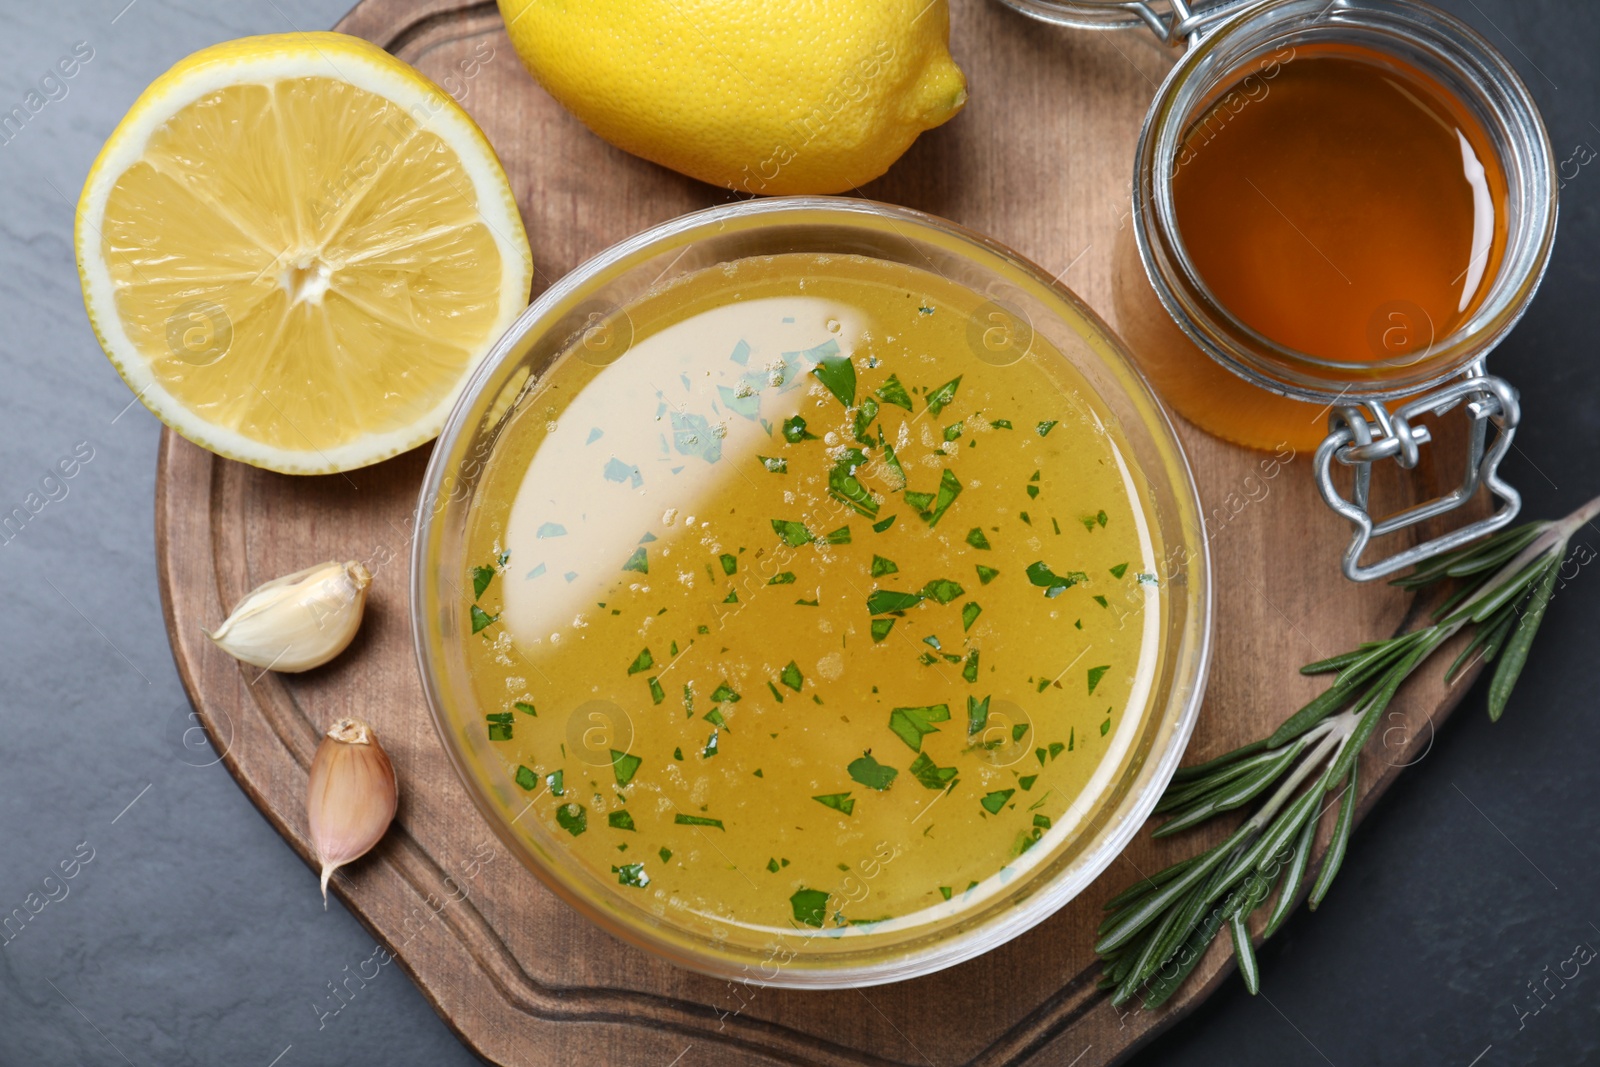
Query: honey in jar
xmin=1116 ymin=41 xmax=1509 ymax=452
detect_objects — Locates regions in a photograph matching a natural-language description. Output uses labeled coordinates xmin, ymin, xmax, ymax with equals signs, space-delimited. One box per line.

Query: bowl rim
xmin=410 ymin=194 xmax=1213 ymax=988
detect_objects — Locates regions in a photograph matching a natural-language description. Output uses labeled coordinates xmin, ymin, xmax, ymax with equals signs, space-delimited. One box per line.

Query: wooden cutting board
xmin=155 ymin=1 xmax=1486 ymax=1063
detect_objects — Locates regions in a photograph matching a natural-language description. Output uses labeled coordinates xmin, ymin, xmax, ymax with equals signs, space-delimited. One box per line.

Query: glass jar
xmin=1000 ymin=0 xmax=1558 ymax=579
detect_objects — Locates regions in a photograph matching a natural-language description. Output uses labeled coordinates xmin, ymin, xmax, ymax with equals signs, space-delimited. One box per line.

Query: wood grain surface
xmin=155 ymin=2 xmax=1486 ymax=1063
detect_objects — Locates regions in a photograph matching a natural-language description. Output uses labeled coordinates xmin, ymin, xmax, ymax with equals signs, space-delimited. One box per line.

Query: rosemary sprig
xmin=1099 ymin=493 xmax=1600 ymax=1009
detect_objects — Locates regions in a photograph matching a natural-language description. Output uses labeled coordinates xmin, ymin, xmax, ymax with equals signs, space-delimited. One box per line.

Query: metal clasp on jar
xmin=1313 ymin=362 xmax=1521 ymax=581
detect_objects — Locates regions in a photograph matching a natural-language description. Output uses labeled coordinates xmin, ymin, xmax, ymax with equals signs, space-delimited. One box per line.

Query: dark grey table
xmin=0 ymin=2 xmax=1592 ymax=1064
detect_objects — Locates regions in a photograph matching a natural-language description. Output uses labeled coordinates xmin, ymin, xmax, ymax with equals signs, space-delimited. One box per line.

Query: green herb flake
xmin=875 ymin=375 xmax=914 ymax=411
xmin=1093 ymin=595 xmax=1109 ymax=608
xmin=966 ymin=694 xmax=991 ymax=737
xmin=1025 ymin=561 xmax=1088 ymax=598
xmin=780 ymin=661 xmax=804 ymax=691
xmin=514 ymin=701 xmax=537 ymax=717
xmin=556 ymin=803 xmax=587 ymax=836
xmin=514 ymin=765 xmax=537 ymax=791
xmin=868 ymin=589 xmax=924 ymax=614
xmin=710 ymin=685 xmax=739 ymax=708
xmin=767 ymin=680 xmax=784 ymax=704
xmin=659 ymin=847 xmax=673 ymax=863
xmin=718 ymin=553 xmax=738 ymax=576
xmin=965 ymin=527 xmax=991 ymax=550
xmin=771 ymin=518 xmax=813 ymax=546
xmin=812 ymin=792 xmax=856 ymax=815
xmin=722 ymin=589 xmax=739 ymax=604
xmin=811 ymin=351 xmax=857 ymax=407
xmin=1037 ymin=420 xmax=1058 ymax=437
xmin=1087 ymin=665 xmax=1111 ymax=694
xmin=848 ymin=752 xmax=899 ymax=791
xmin=487 ymin=719 xmax=512 ymax=742
xmin=1097 ymin=510 xmax=1109 ymax=527
xmin=992 ymin=419 xmax=1013 ymax=429
xmin=674 ymin=814 xmax=725 ymax=829
xmin=921 ymin=577 xmax=965 ymax=604
xmin=921 ymin=469 xmax=962 ymax=526
xmin=782 ymin=415 xmax=817 ymax=443
xmin=939 ymin=886 xmax=953 ymax=900
xmin=612 ymin=863 xmax=648 ymax=887
xmin=611 ymin=750 xmax=642 ymax=786
xmin=1026 ymin=485 xmax=1040 ymax=499
xmin=871 ymin=617 xmax=896 ymax=643
xmin=872 ymin=515 xmax=898 ymax=533
xmin=904 ymin=490 xmax=935 ymax=512
xmin=766 ymin=858 xmax=780 ymax=873
xmin=790 ymin=888 xmax=830 ymax=928
xmin=962 ymin=650 xmax=980 ymax=683
xmin=909 ymin=752 xmax=959 ymax=790
xmin=828 ymin=448 xmax=879 ymax=518
xmin=608 ymin=811 xmax=636 ymax=831
xmin=824 ymin=525 xmax=852 ymax=545
xmin=759 ymin=455 xmax=788 ymax=473
xmin=853 ymin=397 xmax=880 ymax=443
xmin=888 ymin=704 xmax=950 ymax=752
xmin=673 ymin=747 xmax=684 ymax=761
xmin=961 ymin=601 xmax=983 ymax=631
xmin=1012 ymin=723 xmax=1028 ymax=742
xmin=1020 ymin=512 xmax=1031 ymax=525
xmin=795 ymin=597 xmax=820 ymax=606
xmin=621 ymin=546 xmax=649 ymax=574
xmin=1019 ymin=774 xmax=1038 ymax=791
xmin=870 ymin=554 xmax=899 ymax=577
xmin=546 ymin=769 xmax=564 ymax=796
xmin=1109 ymin=562 xmax=1129 ymax=579
xmin=470 ymin=606 xmax=498 ymax=635
xmin=925 ymin=375 xmax=963 ymax=416
xmin=626 ymin=647 xmax=655 ymax=675
xmin=471 ymin=564 xmax=495 ymax=600
xmin=943 ymin=422 xmax=964 ymax=442
xmin=980 ymin=789 xmax=1015 ymax=815
xmin=702 ymin=729 xmax=720 ymax=758
xmin=769 ymin=571 xmax=797 ymax=585
xmin=1048 ymin=742 xmax=1066 ymax=760
xmin=648 ymin=677 xmax=666 ymax=705
xmin=976 ymin=564 xmax=1000 ymax=585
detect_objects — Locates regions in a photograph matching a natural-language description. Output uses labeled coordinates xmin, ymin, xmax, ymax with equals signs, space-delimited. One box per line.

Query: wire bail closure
xmin=1118 ymin=0 xmax=1267 ymax=48
xmin=1312 ymin=364 xmax=1521 ymax=582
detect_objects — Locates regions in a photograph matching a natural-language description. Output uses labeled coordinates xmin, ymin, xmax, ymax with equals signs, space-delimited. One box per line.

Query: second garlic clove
xmin=206 ymin=560 xmax=372 ymax=672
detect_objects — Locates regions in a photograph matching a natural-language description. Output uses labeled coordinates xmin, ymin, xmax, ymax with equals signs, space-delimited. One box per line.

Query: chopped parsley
xmin=769 ymin=571 xmax=797 ymax=585
xmin=514 ymin=701 xmax=537 ymax=716
xmin=966 ymin=694 xmax=990 ymax=737
xmin=608 ymin=811 xmax=636 ymax=831
xmin=812 ymin=792 xmax=856 ymax=815
xmin=622 ymin=546 xmax=649 ymax=574
xmin=612 ymin=863 xmax=648 ymax=887
xmin=626 ymin=647 xmax=654 ymax=675
xmin=759 ymin=455 xmax=787 ymax=473
xmin=611 ymin=750 xmax=642 ymax=786
xmin=871 ymin=617 xmax=896 ymax=642
xmin=674 ymin=814 xmax=725 ymax=829
xmin=471 ymin=564 xmax=495 ymax=599
xmin=790 ymin=887 xmax=829 ymax=927
xmin=811 ymin=351 xmax=856 ymax=407
xmin=1087 ymin=665 xmax=1111 ymax=694
xmin=782 ymin=415 xmax=816 ymax=442
xmin=871 ymin=554 xmax=899 ymax=577
xmin=965 ymin=527 xmax=991 ymax=550
xmin=925 ymin=375 xmax=962 ymax=415
xmin=980 ymin=789 xmax=1015 ymax=815
xmin=872 ymin=514 xmax=898 ymax=533
xmin=1109 ymin=562 xmax=1129 ymax=578
xmin=875 ymin=375 xmax=914 ymax=411
xmin=847 ymin=752 xmax=899 ymax=791
xmin=771 ymin=518 xmax=813 ymax=546
xmin=780 ymin=661 xmax=804 ymax=691
xmin=922 ymin=577 xmax=965 ymax=604
xmin=961 ymin=601 xmax=982 ymax=631
xmin=888 ymin=704 xmax=950 ymax=752
xmin=1037 ymin=420 xmax=1058 ymax=436
xmin=976 ymin=564 xmax=1000 ymax=585
xmin=909 ymin=752 xmax=958 ymax=790
xmin=720 ymin=553 xmax=738 ymax=576
xmin=1025 ymin=560 xmax=1087 ymax=598
xmin=868 ymin=589 xmax=924 ymax=614
xmin=514 ymin=765 xmax=537 ymax=791
xmin=470 ymin=606 xmax=498 ymax=635
xmin=556 ymin=803 xmax=587 ymax=836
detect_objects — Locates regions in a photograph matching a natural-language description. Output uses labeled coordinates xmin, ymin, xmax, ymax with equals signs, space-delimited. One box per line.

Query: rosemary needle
xmin=1099 ymin=492 xmax=1600 ymax=1008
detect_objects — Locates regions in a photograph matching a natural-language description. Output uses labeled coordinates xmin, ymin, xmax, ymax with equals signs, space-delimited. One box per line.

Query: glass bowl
xmin=411 ymin=197 xmax=1211 ymax=988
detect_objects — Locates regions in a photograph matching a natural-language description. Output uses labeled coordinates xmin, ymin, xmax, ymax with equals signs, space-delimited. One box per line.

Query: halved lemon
xmin=76 ymin=33 xmax=533 ymax=474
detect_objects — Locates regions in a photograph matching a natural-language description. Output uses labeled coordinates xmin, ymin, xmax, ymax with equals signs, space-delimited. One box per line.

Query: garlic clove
xmin=307 ymin=717 xmax=398 ymax=906
xmin=205 ymin=560 xmax=371 ymax=672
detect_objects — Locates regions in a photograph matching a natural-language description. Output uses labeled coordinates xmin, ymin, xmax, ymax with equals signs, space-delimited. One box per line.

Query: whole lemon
xmin=498 ymin=0 xmax=967 ymax=195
